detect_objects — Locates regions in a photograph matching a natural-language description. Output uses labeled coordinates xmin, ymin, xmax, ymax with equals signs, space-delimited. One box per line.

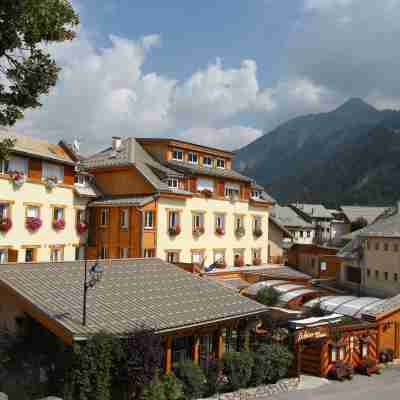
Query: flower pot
xmin=215 ymin=228 xmax=225 ymax=236
xmin=26 ymin=217 xmax=42 ymax=232
xmin=53 ymin=219 xmax=66 ymax=231
xmin=0 ymin=217 xmax=12 ymax=233
xmin=9 ymin=171 xmax=26 ymax=188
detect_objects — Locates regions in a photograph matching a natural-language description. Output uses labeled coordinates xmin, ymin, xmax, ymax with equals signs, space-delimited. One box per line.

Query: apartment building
xmin=83 ymin=137 xmax=273 ymax=267
xmin=0 ymin=132 xmax=96 ymax=263
xmin=339 ymin=204 xmax=400 ymax=297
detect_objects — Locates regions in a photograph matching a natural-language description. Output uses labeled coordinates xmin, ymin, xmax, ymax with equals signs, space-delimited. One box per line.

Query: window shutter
xmin=7 ymin=249 xmax=18 ymax=263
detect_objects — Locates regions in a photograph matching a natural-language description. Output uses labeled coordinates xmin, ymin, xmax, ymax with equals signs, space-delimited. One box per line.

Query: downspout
xmin=137 ymin=207 xmax=144 ymax=257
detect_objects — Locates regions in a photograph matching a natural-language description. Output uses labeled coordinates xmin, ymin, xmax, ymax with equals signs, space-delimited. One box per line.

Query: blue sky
xmin=15 ymin=0 xmax=400 ymax=150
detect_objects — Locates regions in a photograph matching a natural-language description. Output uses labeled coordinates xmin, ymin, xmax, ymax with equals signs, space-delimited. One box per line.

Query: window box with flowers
xmin=0 ymin=217 xmax=12 ymax=233
xmin=9 ymin=171 xmax=26 ymax=188
xmin=215 ymin=227 xmax=225 ymax=236
xmin=235 ymin=226 xmax=245 ymax=238
xmin=26 ymin=217 xmax=42 ymax=232
xmin=234 ymin=255 xmax=245 ymax=268
xmin=169 ymin=224 xmax=181 ymax=236
xmin=77 ymin=222 xmax=88 ymax=234
xmin=193 ymin=226 xmax=205 ymax=236
xmin=253 ymin=227 xmax=263 ymax=238
xmin=53 ymin=218 xmax=66 ymax=231
xmin=45 ymin=176 xmax=58 ymax=190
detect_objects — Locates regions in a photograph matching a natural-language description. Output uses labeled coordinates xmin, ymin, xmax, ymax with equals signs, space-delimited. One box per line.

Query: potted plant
xmin=53 ymin=218 xmax=66 ymax=231
xmin=356 ymin=359 xmax=380 ymax=376
xmin=253 ymin=227 xmax=263 ymax=238
xmin=45 ymin=176 xmax=58 ymax=190
xmin=77 ymin=221 xmax=88 ymax=234
xmin=201 ymin=189 xmax=213 ymax=198
xmin=235 ymin=226 xmax=245 ymax=237
xmin=9 ymin=170 xmax=26 ymax=188
xmin=0 ymin=217 xmax=12 ymax=233
xmin=253 ymin=257 xmax=262 ymax=266
xmin=215 ymin=227 xmax=225 ymax=236
xmin=26 ymin=217 xmax=42 ymax=232
xmin=193 ymin=226 xmax=205 ymax=236
xmin=169 ymin=224 xmax=181 ymax=236
xmin=234 ymin=255 xmax=244 ymax=268
xmin=328 ymin=362 xmax=354 ymax=381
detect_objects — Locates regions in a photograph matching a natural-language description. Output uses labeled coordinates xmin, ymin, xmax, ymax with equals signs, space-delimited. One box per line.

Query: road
xmin=271 ymin=366 xmax=400 ymax=400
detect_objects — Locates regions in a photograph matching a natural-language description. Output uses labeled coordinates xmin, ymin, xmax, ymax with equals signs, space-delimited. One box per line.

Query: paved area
xmin=269 ymin=366 xmax=400 ymax=400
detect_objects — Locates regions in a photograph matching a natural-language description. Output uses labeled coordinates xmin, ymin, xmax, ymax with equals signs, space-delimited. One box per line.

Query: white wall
xmin=156 ymin=196 xmax=269 ymax=266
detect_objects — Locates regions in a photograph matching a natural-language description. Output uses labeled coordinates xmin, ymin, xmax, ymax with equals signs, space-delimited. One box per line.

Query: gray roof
xmin=362 ymin=294 xmax=400 ymax=319
xmin=269 ymin=216 xmax=293 ymax=237
xmin=89 ymin=195 xmax=156 ymax=207
xmin=0 ymin=259 xmax=267 ymax=339
xmin=74 ymin=183 xmax=102 ymax=198
xmin=291 ymin=203 xmax=333 ymax=220
xmin=341 ymin=206 xmax=388 ymax=224
xmin=243 ymin=265 xmax=311 ymax=281
xmin=269 ymin=205 xmax=314 ymax=229
xmin=358 ymin=206 xmax=400 ymax=238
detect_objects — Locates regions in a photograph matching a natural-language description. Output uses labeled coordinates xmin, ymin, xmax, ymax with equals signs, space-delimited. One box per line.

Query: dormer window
xmin=216 ymin=158 xmax=225 ymax=169
xmin=203 ymin=156 xmax=212 ymax=167
xmin=188 ymin=152 xmax=198 ymax=164
xmin=168 ymin=178 xmax=179 ymax=190
xmin=251 ymin=190 xmax=262 ymax=199
xmin=172 ymin=149 xmax=183 ymax=161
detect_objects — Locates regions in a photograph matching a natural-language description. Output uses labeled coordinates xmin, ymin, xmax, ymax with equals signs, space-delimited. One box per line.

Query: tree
xmin=0 ymin=0 xmax=79 ymax=126
xmin=255 ymin=287 xmax=280 ymax=307
xmin=0 ymin=138 xmax=16 ymax=161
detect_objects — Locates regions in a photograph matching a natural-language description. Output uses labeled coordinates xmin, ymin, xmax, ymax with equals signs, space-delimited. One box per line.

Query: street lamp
xmin=82 ymin=259 xmax=104 ymax=326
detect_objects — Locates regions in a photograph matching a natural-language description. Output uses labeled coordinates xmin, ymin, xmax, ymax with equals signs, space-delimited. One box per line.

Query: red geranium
xmin=53 ymin=219 xmax=66 ymax=231
xmin=26 ymin=217 xmax=42 ymax=232
xmin=0 ymin=217 xmax=12 ymax=232
xmin=77 ymin=222 xmax=88 ymax=234
xmin=215 ymin=227 xmax=225 ymax=236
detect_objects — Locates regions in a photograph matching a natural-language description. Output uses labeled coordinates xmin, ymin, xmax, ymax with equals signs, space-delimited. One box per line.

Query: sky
xmin=14 ymin=0 xmax=400 ymax=151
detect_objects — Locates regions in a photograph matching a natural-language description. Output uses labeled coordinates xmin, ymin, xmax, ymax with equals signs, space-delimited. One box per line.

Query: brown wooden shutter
xmin=217 ymin=180 xmax=225 ymax=197
xmin=64 ymin=165 xmax=75 ymax=185
xmin=189 ymin=177 xmax=197 ymax=193
xmin=7 ymin=249 xmax=18 ymax=263
xmin=28 ymin=158 xmax=42 ymax=181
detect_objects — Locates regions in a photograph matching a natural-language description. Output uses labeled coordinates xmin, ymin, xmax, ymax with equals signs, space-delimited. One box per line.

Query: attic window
xmin=172 ymin=149 xmax=183 ymax=161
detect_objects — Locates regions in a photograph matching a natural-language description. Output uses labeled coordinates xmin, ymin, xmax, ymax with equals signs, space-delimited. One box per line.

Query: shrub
xmin=142 ymin=373 xmax=166 ymax=400
xmin=255 ymin=344 xmax=293 ymax=384
xmin=222 ymin=352 xmax=254 ymax=391
xmin=174 ymin=361 xmax=205 ymax=399
xmin=255 ymin=287 xmax=280 ymax=307
xmin=162 ymin=373 xmax=184 ymax=400
xmin=203 ymin=360 xmax=223 ymax=397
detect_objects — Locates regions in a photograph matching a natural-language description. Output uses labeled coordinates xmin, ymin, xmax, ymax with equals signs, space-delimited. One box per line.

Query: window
xmin=42 ymin=162 xmax=64 ymax=183
xmin=0 ymin=249 xmax=8 ymax=264
xmin=375 ymin=270 xmax=379 ymax=279
xmin=299 ymin=231 xmax=304 ymax=238
xmin=361 ymin=341 xmax=369 ymax=359
xmin=367 ymin=269 xmax=371 ymax=278
xmin=53 ymin=207 xmax=64 ymax=221
xmin=0 ymin=159 xmax=9 ymax=174
xmin=235 ymin=215 xmax=244 ymax=230
xmin=346 ymin=266 xmax=361 ymax=283
xmin=25 ymin=248 xmax=36 ymax=263
xmin=203 ymin=156 xmax=212 ymax=167
xmin=193 ymin=213 xmax=203 ymax=229
xmin=100 ymin=208 xmax=109 ymax=226
xmin=251 ymin=190 xmax=261 ymax=199
xmin=100 ymin=246 xmax=108 ymax=260
xmin=75 ymin=246 xmax=85 ymax=260
xmin=375 ymin=242 xmax=380 ymax=251
xmin=188 ymin=152 xmax=198 ymax=164
xmin=167 ymin=178 xmax=179 ymax=190
xmin=26 ymin=205 xmax=39 ymax=218
xmin=253 ymin=216 xmax=262 ymax=231
xmin=168 ymin=211 xmax=179 ymax=229
xmin=120 ymin=247 xmax=129 ymax=258
xmin=216 ymin=158 xmax=225 ymax=169
xmin=172 ymin=149 xmax=183 ymax=161
xmin=384 ymin=243 xmax=389 ymax=251
xmin=120 ymin=208 xmax=129 ymax=229
xmin=144 ymin=248 xmax=155 ymax=258
xmin=8 ymin=156 xmax=28 ymax=175
xmin=384 ymin=271 xmax=389 ymax=280
xmin=395 ymin=273 xmax=398 ymax=282
xmin=76 ymin=209 xmax=86 ymax=224
xmin=330 ymin=345 xmax=346 ymax=362
xmin=0 ymin=203 xmax=10 ymax=218
xmin=191 ymin=250 xmax=205 ymax=264
xmin=144 ymin=211 xmax=154 ymax=229
xmin=223 ymin=329 xmax=238 ymax=353
xmin=197 ymin=177 xmax=214 ymax=192
xmin=172 ymin=336 xmax=193 ymax=365
xmin=215 ymin=214 xmax=225 ymax=231
xmin=166 ymin=251 xmax=179 ymax=263
xmin=394 ymin=244 xmax=399 ymax=252
xmin=75 ymin=174 xmax=90 ymax=186
xmin=225 ymin=182 xmax=240 ymax=199
xmin=214 ymin=249 xmax=226 ymax=264
xmin=252 ymin=248 xmax=261 ymax=260
xmin=307 ymin=231 xmax=311 ymax=238
xmin=50 ymin=247 xmax=64 ymax=262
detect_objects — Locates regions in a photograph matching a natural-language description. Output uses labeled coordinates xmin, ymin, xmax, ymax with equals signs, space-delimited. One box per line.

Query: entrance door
xmin=199 ymin=335 xmax=214 ymax=370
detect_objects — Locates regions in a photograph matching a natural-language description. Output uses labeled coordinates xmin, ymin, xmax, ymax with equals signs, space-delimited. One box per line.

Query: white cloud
xmin=304 ymin=0 xmax=355 ymax=11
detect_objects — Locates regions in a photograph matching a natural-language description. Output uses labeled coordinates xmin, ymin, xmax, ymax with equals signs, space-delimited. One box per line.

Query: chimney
xmin=112 ymin=136 xmax=122 ymax=151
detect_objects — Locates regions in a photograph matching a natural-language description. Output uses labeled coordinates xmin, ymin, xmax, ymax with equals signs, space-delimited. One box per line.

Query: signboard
xmin=297 ymin=329 xmax=327 ymax=342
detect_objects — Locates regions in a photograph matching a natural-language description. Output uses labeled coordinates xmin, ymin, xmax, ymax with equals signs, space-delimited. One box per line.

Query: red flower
xmin=26 ymin=217 xmax=42 ymax=232
xmin=215 ymin=227 xmax=225 ymax=236
xmin=77 ymin=222 xmax=88 ymax=234
xmin=0 ymin=217 xmax=12 ymax=233
xmin=53 ymin=219 xmax=66 ymax=231
xmin=169 ymin=224 xmax=181 ymax=236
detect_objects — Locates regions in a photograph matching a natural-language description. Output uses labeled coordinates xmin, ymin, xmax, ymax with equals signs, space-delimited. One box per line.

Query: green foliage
xmin=0 ymin=138 xmax=16 ymax=161
xmin=161 ymin=373 xmax=184 ymax=400
xmin=142 ymin=373 xmax=167 ymax=400
xmin=174 ymin=360 xmax=206 ymax=399
xmin=256 ymin=287 xmax=280 ymax=307
xmin=203 ymin=360 xmax=223 ymax=397
xmin=222 ymin=352 xmax=255 ymax=391
xmin=0 ymin=0 xmax=79 ymax=125
xmin=253 ymin=344 xmax=293 ymax=384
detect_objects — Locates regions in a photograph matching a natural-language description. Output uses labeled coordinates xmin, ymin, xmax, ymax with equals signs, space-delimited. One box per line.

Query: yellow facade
xmin=156 ymin=196 xmax=269 ymax=266
xmin=0 ymin=177 xmax=88 ymax=262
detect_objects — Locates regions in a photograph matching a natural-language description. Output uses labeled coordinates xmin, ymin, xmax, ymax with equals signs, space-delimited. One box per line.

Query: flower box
xmin=45 ymin=176 xmax=58 ymax=190
xmin=234 ymin=256 xmax=245 ymax=268
xmin=53 ymin=219 xmax=66 ymax=231
xmin=356 ymin=359 xmax=380 ymax=376
xmin=26 ymin=217 xmax=42 ymax=232
xmin=253 ymin=228 xmax=263 ymax=238
xmin=193 ymin=226 xmax=205 ymax=236
xmin=9 ymin=171 xmax=26 ymax=188
xmin=215 ymin=227 xmax=225 ymax=236
xmin=168 ymin=225 xmax=181 ymax=236
xmin=77 ymin=222 xmax=88 ymax=234
xmin=0 ymin=217 xmax=12 ymax=233
xmin=201 ymin=189 xmax=213 ymax=198
xmin=235 ymin=226 xmax=245 ymax=237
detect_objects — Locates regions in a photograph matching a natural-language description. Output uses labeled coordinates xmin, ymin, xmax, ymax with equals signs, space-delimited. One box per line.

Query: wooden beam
xmin=215 ymin=329 xmax=224 ymax=360
xmin=164 ymin=336 xmax=173 ymax=374
xmin=192 ymin=335 xmax=200 ymax=364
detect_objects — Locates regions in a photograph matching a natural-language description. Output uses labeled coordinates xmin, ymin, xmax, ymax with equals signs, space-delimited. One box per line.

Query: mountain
xmin=234 ymin=98 xmax=400 ymax=206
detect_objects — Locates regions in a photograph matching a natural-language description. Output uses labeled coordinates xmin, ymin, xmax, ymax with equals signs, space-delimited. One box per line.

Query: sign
xmin=320 ymin=262 xmax=327 ymax=272
xmin=297 ymin=329 xmax=327 ymax=342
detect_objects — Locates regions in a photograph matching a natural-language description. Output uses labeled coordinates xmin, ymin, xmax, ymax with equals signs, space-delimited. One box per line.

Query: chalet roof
xmin=89 ymin=195 xmax=156 ymax=207
xmin=279 ymin=288 xmax=319 ymax=304
xmin=358 ymin=205 xmax=400 ymax=238
xmin=243 ymin=265 xmax=312 ymax=281
xmin=340 ymin=206 xmax=388 ymax=224
xmin=362 ymin=294 xmax=400 ymax=319
xmin=291 ymin=203 xmax=333 ymax=220
xmin=0 ymin=130 xmax=75 ymax=165
xmin=269 ymin=216 xmax=292 ymax=238
xmin=269 ymin=205 xmax=314 ymax=229
xmin=0 ymin=259 xmax=267 ymax=339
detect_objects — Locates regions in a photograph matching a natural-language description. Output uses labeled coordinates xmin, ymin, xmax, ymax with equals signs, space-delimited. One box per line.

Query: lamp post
xmin=82 ymin=259 xmax=104 ymax=326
